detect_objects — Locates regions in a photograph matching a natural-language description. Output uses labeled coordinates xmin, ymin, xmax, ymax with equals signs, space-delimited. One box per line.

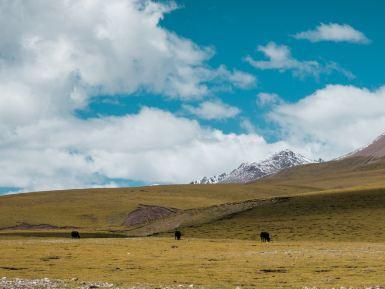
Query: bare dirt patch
xmin=122 ymin=204 xmax=179 ymax=227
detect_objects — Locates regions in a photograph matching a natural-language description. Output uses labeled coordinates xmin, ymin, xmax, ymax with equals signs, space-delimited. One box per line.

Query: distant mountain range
xmin=191 ymin=132 xmax=385 ymax=185
xmin=191 ymin=150 xmax=314 ymax=184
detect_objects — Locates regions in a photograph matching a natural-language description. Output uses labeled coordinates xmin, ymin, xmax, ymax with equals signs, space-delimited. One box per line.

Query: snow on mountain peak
xmin=191 ymin=150 xmax=313 ymax=184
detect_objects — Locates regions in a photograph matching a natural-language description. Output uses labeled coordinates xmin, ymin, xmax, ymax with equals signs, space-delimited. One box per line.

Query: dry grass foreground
xmin=1 ymin=237 xmax=385 ymax=289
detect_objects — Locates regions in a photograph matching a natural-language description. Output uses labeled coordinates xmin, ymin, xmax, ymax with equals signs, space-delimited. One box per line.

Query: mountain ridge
xmin=345 ymin=132 xmax=385 ymax=159
xmin=191 ymin=150 xmax=313 ymax=184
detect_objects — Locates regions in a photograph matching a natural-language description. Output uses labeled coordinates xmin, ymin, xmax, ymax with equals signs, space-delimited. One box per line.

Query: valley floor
xmin=1 ymin=237 xmax=385 ymax=289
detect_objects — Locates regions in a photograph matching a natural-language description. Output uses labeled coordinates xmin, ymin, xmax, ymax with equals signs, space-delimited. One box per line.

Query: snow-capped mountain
xmin=191 ymin=150 xmax=313 ymax=184
xmin=192 ymin=173 xmax=229 ymax=185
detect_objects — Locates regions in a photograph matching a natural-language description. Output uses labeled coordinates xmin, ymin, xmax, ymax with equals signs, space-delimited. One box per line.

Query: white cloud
xmin=0 ymin=107 xmax=300 ymax=192
xmin=294 ymin=23 xmax=370 ymax=44
xmin=1 ymin=1 xmax=378 ymax=193
xmin=269 ymin=85 xmax=385 ymax=159
xmin=245 ymin=42 xmax=354 ymax=79
xmin=219 ymin=66 xmax=257 ymax=89
xmin=257 ymin=92 xmax=283 ymax=107
xmin=183 ymin=100 xmax=240 ymax=120
xmin=0 ymin=0 xmax=260 ymax=192
xmin=240 ymin=118 xmax=257 ymax=134
xmin=0 ymin=0 xmax=255 ymax=129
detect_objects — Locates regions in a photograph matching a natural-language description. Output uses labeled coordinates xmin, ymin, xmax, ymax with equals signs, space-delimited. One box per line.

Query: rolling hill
xmin=176 ymin=187 xmax=385 ymax=242
xmin=1 ymin=134 xmax=385 ymax=240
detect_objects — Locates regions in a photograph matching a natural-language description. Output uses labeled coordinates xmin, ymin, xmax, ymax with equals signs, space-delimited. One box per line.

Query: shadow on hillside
xmin=0 ymin=231 xmax=127 ymax=238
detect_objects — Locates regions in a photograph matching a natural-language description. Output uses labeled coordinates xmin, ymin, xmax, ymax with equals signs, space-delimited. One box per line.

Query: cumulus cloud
xmin=183 ymin=100 xmax=240 ymax=120
xmin=0 ymin=0 xmax=261 ymax=192
xmin=245 ymin=42 xmax=354 ymax=79
xmin=294 ymin=23 xmax=370 ymax=44
xmin=257 ymin=92 xmax=283 ymax=107
xmin=0 ymin=107 xmax=301 ymax=192
xmin=2 ymin=1 xmax=377 ymax=194
xmin=269 ymin=85 xmax=385 ymax=159
xmin=0 ymin=0 xmax=255 ymax=126
xmin=0 ymin=0 xmax=270 ymax=191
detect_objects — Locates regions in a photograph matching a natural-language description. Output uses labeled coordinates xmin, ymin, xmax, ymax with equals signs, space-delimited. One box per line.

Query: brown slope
xmin=122 ymin=204 xmax=179 ymax=227
xmin=250 ymin=133 xmax=385 ymax=190
xmin=251 ymin=155 xmax=385 ymax=192
xmin=122 ymin=197 xmax=290 ymax=236
xmin=349 ymin=133 xmax=385 ymax=158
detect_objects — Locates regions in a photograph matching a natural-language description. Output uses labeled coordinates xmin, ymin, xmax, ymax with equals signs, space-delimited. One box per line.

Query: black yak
xmin=174 ymin=230 xmax=182 ymax=240
xmin=71 ymin=231 xmax=80 ymax=239
xmin=260 ymin=231 xmax=270 ymax=242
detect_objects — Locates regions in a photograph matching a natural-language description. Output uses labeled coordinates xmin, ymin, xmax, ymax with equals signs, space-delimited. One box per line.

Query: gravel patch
xmin=1 ymin=278 xmax=384 ymax=289
xmin=0 ymin=278 xmax=207 ymax=289
xmin=0 ymin=277 xmax=113 ymax=289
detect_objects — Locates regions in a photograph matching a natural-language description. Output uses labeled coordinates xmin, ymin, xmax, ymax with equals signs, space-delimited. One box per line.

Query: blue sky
xmin=1 ymin=0 xmax=385 ymax=194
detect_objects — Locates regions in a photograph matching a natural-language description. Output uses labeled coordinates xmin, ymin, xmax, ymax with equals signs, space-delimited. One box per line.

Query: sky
xmin=1 ymin=0 xmax=385 ymax=194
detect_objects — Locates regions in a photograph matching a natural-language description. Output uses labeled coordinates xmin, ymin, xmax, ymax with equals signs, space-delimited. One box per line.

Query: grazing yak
xmin=71 ymin=231 xmax=80 ymax=239
xmin=174 ymin=230 xmax=182 ymax=240
xmin=260 ymin=231 xmax=270 ymax=242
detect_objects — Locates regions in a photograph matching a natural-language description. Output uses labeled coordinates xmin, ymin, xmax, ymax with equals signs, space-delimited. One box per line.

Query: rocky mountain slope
xmin=346 ymin=133 xmax=385 ymax=159
xmin=191 ymin=150 xmax=313 ymax=184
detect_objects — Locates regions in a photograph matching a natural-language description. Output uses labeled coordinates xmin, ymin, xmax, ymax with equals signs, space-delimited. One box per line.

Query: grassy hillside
xmin=0 ymin=183 xmax=305 ymax=230
xmin=1 ymin=155 xmax=385 ymax=237
xmin=176 ymin=187 xmax=385 ymax=242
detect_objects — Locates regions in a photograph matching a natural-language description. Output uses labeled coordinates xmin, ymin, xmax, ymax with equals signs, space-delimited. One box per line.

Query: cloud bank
xmin=0 ymin=1 xmax=381 ymax=193
xmin=269 ymin=85 xmax=385 ymax=159
xmin=0 ymin=0 xmax=265 ymax=193
xmin=0 ymin=107 xmax=297 ymax=191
